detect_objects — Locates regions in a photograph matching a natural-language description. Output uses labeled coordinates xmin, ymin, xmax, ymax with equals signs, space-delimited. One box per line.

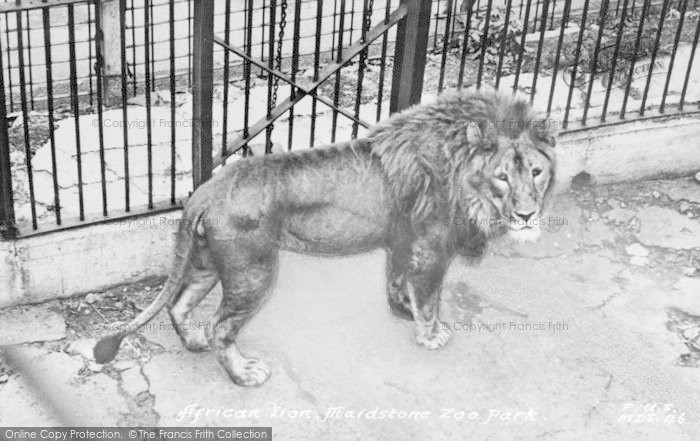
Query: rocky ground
xmin=1 ymin=175 xmax=699 ymax=440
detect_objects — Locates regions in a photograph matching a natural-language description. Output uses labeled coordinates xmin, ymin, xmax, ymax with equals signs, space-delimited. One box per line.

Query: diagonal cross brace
xmin=214 ymin=36 xmax=371 ymax=130
xmin=212 ymin=2 xmax=408 ymax=168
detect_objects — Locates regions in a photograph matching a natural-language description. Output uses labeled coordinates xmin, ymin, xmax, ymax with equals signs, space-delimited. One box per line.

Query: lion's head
xmin=466 ymin=119 xmax=556 ymax=242
xmin=369 ymin=90 xmax=557 ymax=246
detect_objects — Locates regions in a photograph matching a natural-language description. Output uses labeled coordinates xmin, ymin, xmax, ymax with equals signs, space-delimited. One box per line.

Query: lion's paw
xmin=416 ymin=325 xmax=452 ymax=350
xmin=230 ymin=358 xmax=272 ymax=387
xmin=182 ymin=332 xmax=211 ymax=352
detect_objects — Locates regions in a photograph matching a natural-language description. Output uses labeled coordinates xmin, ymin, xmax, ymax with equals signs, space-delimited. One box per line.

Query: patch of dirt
xmin=62 ymin=278 xmax=163 ymax=338
xmin=571 ymin=176 xmax=700 ymax=278
xmin=666 ymin=307 xmax=700 ymax=367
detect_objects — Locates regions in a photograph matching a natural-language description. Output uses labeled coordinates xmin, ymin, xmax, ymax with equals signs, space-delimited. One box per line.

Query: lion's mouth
xmin=508 ymin=217 xmax=536 ymax=231
xmin=508 ymin=222 xmax=542 ymax=242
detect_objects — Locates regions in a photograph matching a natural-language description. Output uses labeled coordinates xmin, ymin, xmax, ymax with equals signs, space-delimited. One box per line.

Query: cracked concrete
xmin=1 ymin=176 xmax=699 ymax=439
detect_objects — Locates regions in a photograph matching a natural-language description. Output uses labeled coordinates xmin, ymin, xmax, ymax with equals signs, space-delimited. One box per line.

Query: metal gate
xmin=189 ymin=0 xmax=431 ymax=187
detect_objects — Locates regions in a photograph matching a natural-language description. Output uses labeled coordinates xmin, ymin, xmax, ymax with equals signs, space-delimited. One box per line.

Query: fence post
xmin=191 ymin=0 xmax=214 ymax=188
xmin=0 ymin=66 xmax=16 ymax=239
xmin=96 ymin=0 xmax=121 ymax=106
xmin=389 ymin=0 xmax=432 ymax=113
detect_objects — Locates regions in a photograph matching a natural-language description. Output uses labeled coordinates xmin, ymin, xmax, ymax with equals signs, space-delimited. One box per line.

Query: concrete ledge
xmin=2 ymin=115 xmax=699 ymax=307
xmin=0 ymin=213 xmax=181 ymax=308
xmin=554 ymin=114 xmax=700 ymax=192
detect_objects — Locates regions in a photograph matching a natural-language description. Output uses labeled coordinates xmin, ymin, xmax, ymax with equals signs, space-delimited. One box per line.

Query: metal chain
xmin=271 ymin=0 xmax=287 ymax=107
xmin=352 ymin=0 xmax=374 ymax=137
xmin=363 ymin=0 xmax=374 ymax=44
xmin=356 ymin=0 xmax=374 ymax=82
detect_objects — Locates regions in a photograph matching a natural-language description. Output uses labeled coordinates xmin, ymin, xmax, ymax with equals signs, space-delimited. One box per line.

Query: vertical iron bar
xmin=679 ymin=3 xmax=700 ymax=111
xmin=188 ymin=0 xmax=193 ymax=88
xmin=68 ymin=4 xmax=85 ymax=221
xmin=222 ymin=0 xmax=232 ymax=162
xmin=120 ymin=0 xmax=130 ymax=211
xmin=448 ymin=0 xmax=458 ymax=39
xmin=349 ymin=0 xmax=356 ymax=43
xmin=639 ymin=0 xmax=669 ymax=115
xmin=533 ymin=0 xmax=539 ymax=32
xmin=352 ymin=0 xmax=372 ymax=138
xmin=433 ymin=0 xmax=442 ymax=51
xmin=25 ymin=10 xmax=34 ymax=110
xmin=149 ymin=0 xmax=155 ymax=91
xmin=457 ymin=0 xmax=475 ymax=88
xmin=581 ymin=0 xmax=609 ymax=125
xmin=192 ymin=0 xmax=214 ymax=187
xmin=243 ymin=0 xmax=253 ymax=155
xmin=477 ymin=0 xmax=493 ymax=89
xmin=438 ymin=0 xmax=454 ymax=93
xmin=331 ymin=0 xmax=346 ymax=142
xmin=17 ymin=10 xmax=37 ymax=229
xmin=310 ymin=0 xmax=323 ymax=146
xmin=130 ymin=0 xmax=137 ymax=96
xmin=94 ymin=0 xmax=107 ymax=217
xmin=563 ymin=0 xmax=589 ymax=127
xmin=261 ymin=0 xmax=268 ymax=71
xmin=546 ymin=0 xmax=571 ymax=113
xmin=376 ymin=0 xmax=391 ymax=121
xmin=601 ymin=0 xmax=630 ymax=121
xmin=42 ymin=7 xmax=60 ymax=225
xmin=512 ymin=0 xmax=532 ymax=94
xmin=169 ymin=0 xmax=177 ymax=203
xmin=4 ymin=15 xmax=14 ymax=112
xmin=266 ymin=0 xmax=277 ymax=150
xmin=144 ymin=1 xmax=153 ymax=207
xmin=0 ymin=30 xmax=17 ymax=238
xmin=620 ymin=0 xmax=649 ymax=118
xmin=88 ymin=3 xmax=94 ymax=106
xmin=495 ymin=0 xmax=513 ymax=89
xmin=530 ymin=0 xmax=550 ymax=103
xmin=390 ymin=0 xmax=432 ymax=112
xmin=331 ymin=0 xmax=338 ymax=59
xmin=549 ymin=0 xmax=556 ymax=30
xmin=288 ymin=0 xmax=302 ymax=150
xmin=660 ymin=0 xmax=688 ymax=113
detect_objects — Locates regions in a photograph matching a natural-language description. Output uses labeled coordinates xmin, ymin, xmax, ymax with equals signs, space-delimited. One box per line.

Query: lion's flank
xmin=367 ymin=90 xmax=556 ymax=227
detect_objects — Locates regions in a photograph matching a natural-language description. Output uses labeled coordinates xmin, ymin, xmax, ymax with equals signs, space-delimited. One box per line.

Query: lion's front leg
xmin=403 ymin=237 xmax=452 ymax=350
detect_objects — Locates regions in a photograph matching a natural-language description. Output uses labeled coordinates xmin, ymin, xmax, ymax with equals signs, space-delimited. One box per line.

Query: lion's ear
xmin=466 ymin=121 xmax=482 ymax=144
xmin=467 ymin=121 xmax=497 ymax=150
xmin=531 ymin=117 xmax=558 ymax=148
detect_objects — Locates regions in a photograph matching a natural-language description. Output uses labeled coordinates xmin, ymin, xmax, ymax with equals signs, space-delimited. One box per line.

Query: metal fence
xmin=0 ymin=0 xmax=699 ymax=239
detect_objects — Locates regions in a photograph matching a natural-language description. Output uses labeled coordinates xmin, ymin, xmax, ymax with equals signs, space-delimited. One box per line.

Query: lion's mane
xmin=367 ymin=90 xmax=556 ymax=254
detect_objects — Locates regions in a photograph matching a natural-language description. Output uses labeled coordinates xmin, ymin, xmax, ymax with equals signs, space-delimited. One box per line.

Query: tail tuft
xmin=93 ymin=334 xmax=125 ymax=364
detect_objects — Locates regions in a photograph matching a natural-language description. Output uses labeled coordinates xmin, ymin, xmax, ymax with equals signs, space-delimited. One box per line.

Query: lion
xmin=94 ymin=90 xmax=557 ymax=387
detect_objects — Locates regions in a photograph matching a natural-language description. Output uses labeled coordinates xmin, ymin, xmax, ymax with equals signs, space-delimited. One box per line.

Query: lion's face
xmin=483 ymin=133 xmax=555 ymax=242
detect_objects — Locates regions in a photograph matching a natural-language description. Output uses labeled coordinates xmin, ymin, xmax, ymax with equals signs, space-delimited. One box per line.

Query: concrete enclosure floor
xmin=1 ymin=176 xmax=699 ymax=440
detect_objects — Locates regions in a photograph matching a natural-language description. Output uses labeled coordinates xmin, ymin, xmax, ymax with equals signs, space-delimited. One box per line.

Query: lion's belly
xmin=279 ymin=200 xmax=391 ymax=255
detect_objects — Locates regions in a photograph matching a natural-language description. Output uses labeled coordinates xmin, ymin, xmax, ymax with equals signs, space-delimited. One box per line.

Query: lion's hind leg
xmin=210 ymin=248 xmax=278 ymax=387
xmin=167 ymin=267 xmax=219 ymax=352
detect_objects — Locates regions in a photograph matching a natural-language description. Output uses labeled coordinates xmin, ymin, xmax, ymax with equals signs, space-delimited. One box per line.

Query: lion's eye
xmin=532 ymin=168 xmax=542 ymax=177
xmin=496 ymin=173 xmax=508 ymax=182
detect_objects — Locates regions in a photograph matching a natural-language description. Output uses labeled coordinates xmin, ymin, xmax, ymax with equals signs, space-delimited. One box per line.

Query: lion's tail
xmin=93 ymin=209 xmax=207 ymax=364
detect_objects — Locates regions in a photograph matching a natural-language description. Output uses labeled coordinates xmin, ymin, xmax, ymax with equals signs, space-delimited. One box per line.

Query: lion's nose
xmin=513 ymin=210 xmax=536 ymax=222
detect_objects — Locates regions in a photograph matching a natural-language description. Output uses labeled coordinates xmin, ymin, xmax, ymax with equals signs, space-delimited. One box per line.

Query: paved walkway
xmin=1 ymin=176 xmax=699 ymax=440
